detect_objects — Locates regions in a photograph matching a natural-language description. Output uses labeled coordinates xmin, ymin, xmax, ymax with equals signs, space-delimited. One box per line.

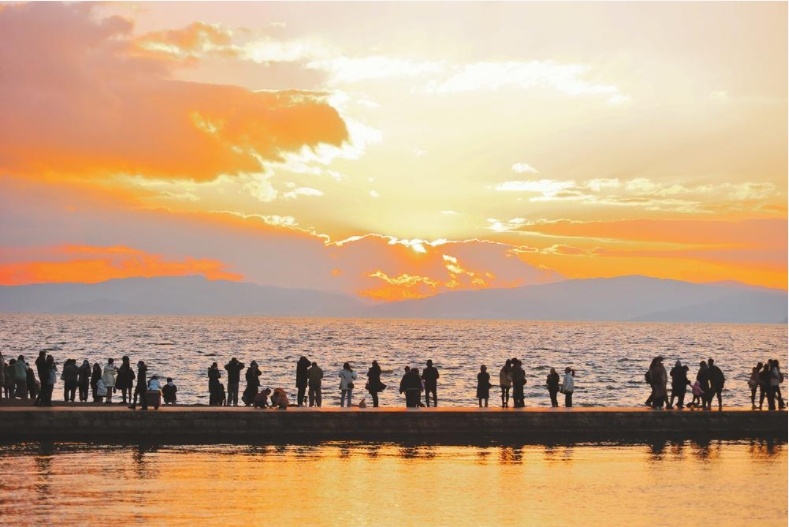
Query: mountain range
xmin=0 ymin=275 xmax=785 ymax=323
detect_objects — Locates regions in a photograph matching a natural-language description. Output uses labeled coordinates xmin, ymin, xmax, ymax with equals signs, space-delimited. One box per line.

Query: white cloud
xmin=496 ymin=179 xmax=577 ymax=196
xmin=425 ymin=61 xmax=627 ymax=102
xmin=369 ymin=190 xmax=380 ymax=198
xmin=512 ymin=162 xmax=539 ymax=174
xmin=283 ymin=187 xmax=323 ymax=200
xmin=242 ymin=38 xmax=331 ymax=64
xmin=308 ymin=56 xmax=444 ymax=84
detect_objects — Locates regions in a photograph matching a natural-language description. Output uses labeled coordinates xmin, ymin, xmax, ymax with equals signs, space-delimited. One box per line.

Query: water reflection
xmin=0 ymin=440 xmax=785 ymax=527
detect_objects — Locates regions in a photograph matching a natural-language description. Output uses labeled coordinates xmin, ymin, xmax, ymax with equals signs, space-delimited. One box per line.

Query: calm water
xmin=0 ymin=441 xmax=785 ymax=526
xmin=0 ymin=315 xmax=785 ymax=407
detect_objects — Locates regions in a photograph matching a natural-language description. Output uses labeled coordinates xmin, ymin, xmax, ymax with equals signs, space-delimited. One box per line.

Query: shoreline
xmin=2 ymin=403 xmax=785 ymax=443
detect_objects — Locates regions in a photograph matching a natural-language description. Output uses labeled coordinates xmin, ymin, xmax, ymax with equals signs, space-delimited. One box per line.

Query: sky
xmin=0 ymin=1 xmax=786 ymax=301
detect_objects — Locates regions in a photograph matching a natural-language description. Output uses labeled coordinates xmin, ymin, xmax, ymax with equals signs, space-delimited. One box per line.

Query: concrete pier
xmin=0 ymin=404 xmax=785 ymax=443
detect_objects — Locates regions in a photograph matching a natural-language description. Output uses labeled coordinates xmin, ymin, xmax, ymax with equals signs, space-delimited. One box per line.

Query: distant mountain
xmin=0 ymin=276 xmax=366 ymax=317
xmin=367 ymin=275 xmax=787 ymax=323
xmin=0 ymin=275 xmax=785 ymax=323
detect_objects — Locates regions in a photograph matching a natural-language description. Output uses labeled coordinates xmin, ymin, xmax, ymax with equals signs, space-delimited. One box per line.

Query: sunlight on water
xmin=0 ymin=441 xmax=785 ymax=526
xmin=0 ymin=315 xmax=785 ymax=407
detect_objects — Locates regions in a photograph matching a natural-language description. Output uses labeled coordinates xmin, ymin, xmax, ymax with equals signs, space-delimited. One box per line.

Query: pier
xmin=1 ymin=404 xmax=785 ymax=443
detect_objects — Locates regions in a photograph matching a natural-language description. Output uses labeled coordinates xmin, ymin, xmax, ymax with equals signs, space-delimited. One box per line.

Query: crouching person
xmin=254 ymin=387 xmax=272 ymax=409
xmin=271 ymin=388 xmax=289 ymax=409
xmin=162 ymin=377 xmax=177 ymax=405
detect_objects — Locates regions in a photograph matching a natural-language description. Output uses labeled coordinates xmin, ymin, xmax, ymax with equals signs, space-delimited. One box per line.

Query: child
xmin=162 ymin=377 xmax=177 ymax=405
xmin=95 ymin=378 xmax=107 ymax=403
xmin=687 ymin=381 xmax=703 ymax=408
xmin=217 ymin=383 xmax=227 ymax=407
xmin=477 ymin=365 xmax=491 ymax=408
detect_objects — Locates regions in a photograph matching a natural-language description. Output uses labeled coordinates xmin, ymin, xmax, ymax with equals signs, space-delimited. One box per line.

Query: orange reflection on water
xmin=0 ymin=441 xmax=785 ymax=526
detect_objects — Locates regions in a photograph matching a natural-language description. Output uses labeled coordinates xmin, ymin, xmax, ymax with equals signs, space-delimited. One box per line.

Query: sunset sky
xmin=1 ymin=2 xmax=786 ymax=301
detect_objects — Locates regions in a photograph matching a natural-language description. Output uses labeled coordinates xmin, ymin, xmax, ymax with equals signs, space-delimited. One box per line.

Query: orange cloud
xmin=0 ymin=3 xmax=348 ymax=182
xmin=0 ymin=245 xmax=242 ymax=286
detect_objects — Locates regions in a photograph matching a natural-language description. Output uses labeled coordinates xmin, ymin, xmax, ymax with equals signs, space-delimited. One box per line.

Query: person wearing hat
xmin=669 ymin=360 xmax=690 ymax=409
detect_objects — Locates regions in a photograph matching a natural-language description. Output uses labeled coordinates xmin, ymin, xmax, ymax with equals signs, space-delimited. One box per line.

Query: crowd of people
xmin=0 ymin=349 xmax=785 ymax=411
xmin=0 ymin=351 xmax=177 ymax=409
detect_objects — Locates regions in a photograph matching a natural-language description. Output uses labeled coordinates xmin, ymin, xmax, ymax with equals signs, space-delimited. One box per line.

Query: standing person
xmin=296 ymin=356 xmax=311 ymax=407
xmin=563 ymin=367 xmax=575 ymax=408
xmin=770 ymin=359 xmax=786 ymax=410
xmin=649 ymin=357 xmax=668 ymax=409
xmin=760 ymin=362 xmax=775 ymax=410
xmin=62 ymin=359 xmax=80 ymax=403
xmin=26 ymin=362 xmax=39 ymax=401
xmin=33 ymin=351 xmax=47 ymax=405
xmin=707 ymin=358 xmax=725 ymax=411
xmin=116 ymin=356 xmax=135 ymax=405
xmin=546 ymin=367 xmax=561 ymax=408
xmin=39 ymin=355 xmax=57 ymax=406
xmin=308 ymin=361 xmax=324 ymax=407
xmin=669 ymin=360 xmax=690 ymax=409
xmin=3 ymin=358 xmax=13 ymax=399
xmin=499 ymin=359 xmax=512 ymax=407
xmin=696 ymin=361 xmax=710 ymax=410
xmin=510 ymin=359 xmax=526 ymax=408
xmin=338 ymin=362 xmax=357 ymax=407
xmin=399 ymin=366 xmax=422 ymax=408
xmin=128 ymin=360 xmax=148 ymax=410
xmin=366 ymin=360 xmax=384 ymax=408
xmin=101 ymin=358 xmax=118 ymax=404
xmin=90 ymin=363 xmax=102 ymax=402
xmin=477 ymin=365 xmax=491 ymax=407
xmin=748 ymin=363 xmax=763 ymax=409
xmin=224 ymin=357 xmax=245 ymax=407
xmin=0 ymin=351 xmax=4 ymax=401
xmin=78 ymin=360 xmax=91 ymax=402
xmin=421 ymin=360 xmax=439 ymax=407
xmin=242 ymin=361 xmax=261 ymax=406
xmin=769 ymin=359 xmax=784 ymax=410
xmin=207 ymin=362 xmax=222 ymax=405
xmin=13 ymin=355 xmax=28 ymax=400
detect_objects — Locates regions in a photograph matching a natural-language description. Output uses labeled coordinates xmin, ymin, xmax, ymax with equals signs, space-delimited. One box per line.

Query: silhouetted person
xmin=78 ymin=360 xmax=91 ymax=402
xmin=499 ymin=359 xmax=512 ymax=407
xmin=12 ymin=355 xmax=27 ymax=400
xmin=510 ymin=359 xmax=526 ymax=408
xmin=0 ymin=351 xmax=5 ymax=401
xmin=33 ymin=351 xmax=47 ymax=405
xmin=208 ymin=362 xmax=222 ymax=405
xmin=128 ymin=360 xmax=148 ymax=410
xmin=707 ymin=358 xmax=725 ymax=410
xmin=296 ymin=356 xmax=311 ymax=406
xmin=367 ymin=360 xmax=384 ymax=407
xmin=649 ymin=357 xmax=668 ymax=409
xmin=62 ymin=359 xmax=80 ymax=402
xmin=90 ymin=363 xmax=102 ymax=402
xmin=224 ymin=358 xmax=245 ymax=407
xmin=477 ymin=365 xmax=491 ymax=407
xmin=563 ymin=367 xmax=575 ymax=407
xmin=162 ymin=377 xmax=177 ymax=405
xmin=696 ymin=361 xmax=710 ymax=410
xmin=26 ymin=362 xmax=39 ymax=401
xmin=116 ymin=356 xmax=135 ymax=404
xmin=771 ymin=359 xmax=785 ymax=409
xmin=546 ymin=367 xmax=560 ymax=407
xmin=669 ymin=360 xmax=690 ymax=409
xmin=308 ymin=361 xmax=323 ymax=407
xmin=39 ymin=355 xmax=56 ymax=406
xmin=400 ymin=366 xmax=422 ymax=408
xmin=748 ymin=362 xmax=762 ymax=409
xmin=242 ymin=360 xmax=261 ymax=406
xmin=422 ymin=360 xmax=439 ymax=407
